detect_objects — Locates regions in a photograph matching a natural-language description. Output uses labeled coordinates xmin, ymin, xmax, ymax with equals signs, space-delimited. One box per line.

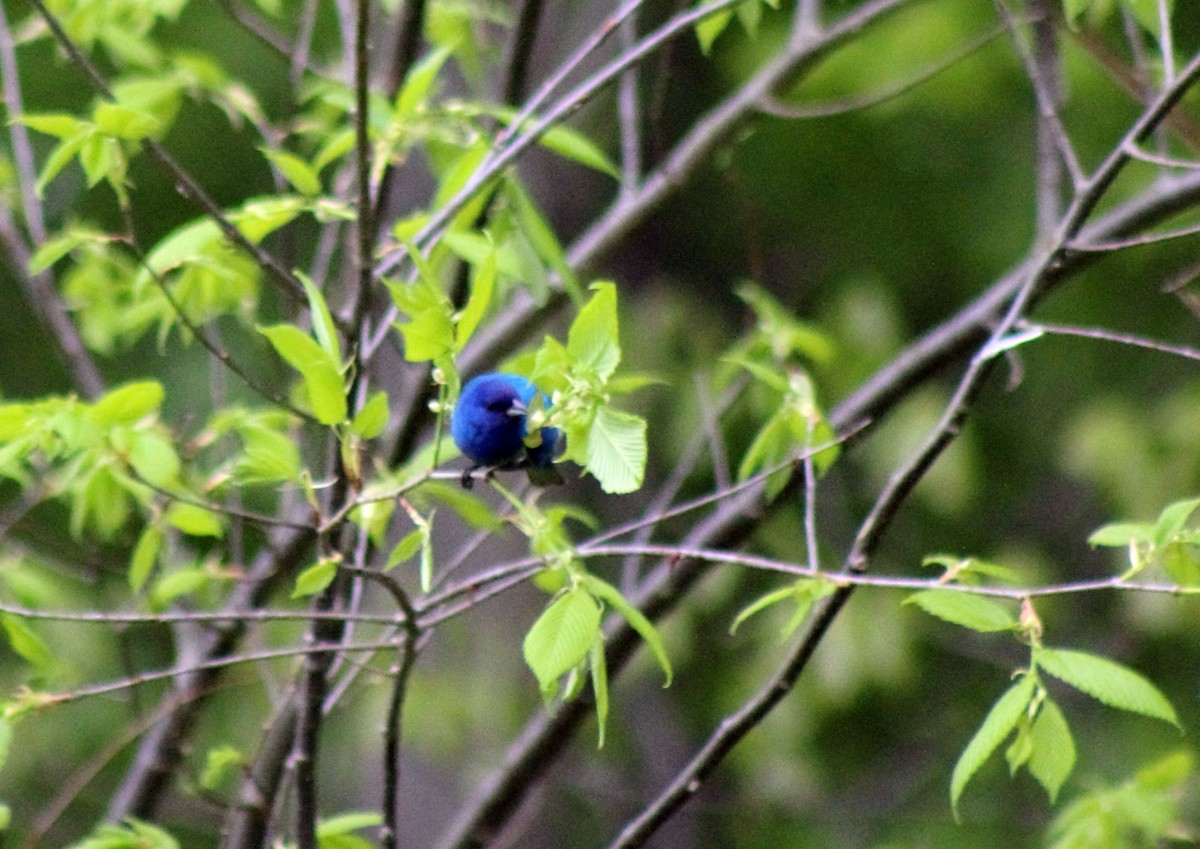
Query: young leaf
xmin=950 ymin=674 xmax=1036 ymax=814
xmin=1035 ymin=647 xmax=1179 ymax=727
xmin=582 ymin=574 xmax=672 ymax=685
xmin=1087 ymin=522 xmax=1152 ymax=548
xmin=1152 ymin=497 xmax=1200 ymax=548
xmin=586 ymin=406 xmax=647 ymax=494
xmin=455 ymin=242 xmax=495 ymax=349
xmin=129 ymin=525 xmax=163 ymax=592
xmin=164 ymin=502 xmax=224 ymax=538
xmin=261 ymin=148 xmax=322 ymax=197
xmin=730 ymin=584 xmax=799 ymax=634
xmin=93 ymin=102 xmax=161 ymax=141
xmin=1028 ymin=698 xmax=1075 ymax=803
xmin=128 ymin=430 xmax=181 ymax=487
xmin=199 ymin=744 xmax=245 ymax=791
xmin=91 ymin=380 xmax=164 ymax=425
xmin=0 ymin=614 xmax=55 ymax=674
xmin=351 ymin=391 xmax=390 ymax=440
xmin=386 ymin=528 xmax=424 ymax=570
xmin=296 ymin=271 xmax=341 ymax=362
xmin=522 ymin=586 xmax=602 ymax=697
xmin=258 ymin=323 xmax=348 ymax=424
xmin=292 ymin=558 xmax=339 ymax=599
xmin=568 ymin=282 xmax=621 ymax=380
xmin=590 ymin=638 xmax=609 ymax=748
xmin=905 ymin=589 xmax=1017 ymax=633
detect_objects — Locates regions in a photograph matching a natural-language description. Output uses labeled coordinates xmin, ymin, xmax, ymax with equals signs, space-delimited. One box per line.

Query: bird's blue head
xmin=451 ymin=373 xmax=562 ymax=479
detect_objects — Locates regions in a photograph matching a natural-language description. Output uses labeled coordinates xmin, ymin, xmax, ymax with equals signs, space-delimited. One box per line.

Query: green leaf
xmin=129 ymin=525 xmax=163 ymax=592
xmin=388 ymin=278 xmax=455 ymax=364
xmin=36 ymin=129 xmax=91 ymax=196
xmin=1062 ymin=0 xmax=1094 ymax=23
xmin=589 ymin=638 xmax=609 ymax=748
xmin=394 ymin=45 xmax=453 ymax=118
xmin=91 ymin=381 xmax=164 ymax=425
xmin=15 ymin=113 xmax=85 ymax=140
xmin=730 ymin=585 xmax=798 ymax=634
xmin=582 ymin=575 xmax=672 ymax=685
xmin=0 ymin=614 xmax=55 ymax=674
xmin=296 ymin=271 xmax=341 ymax=361
xmin=199 ymin=744 xmax=245 ymax=791
xmin=568 ymin=282 xmax=621 ymax=380
xmin=258 ymin=323 xmax=348 ymax=424
xmin=1035 ymin=647 xmax=1179 ymax=727
xmin=695 ymin=0 xmax=735 ymax=54
xmin=351 ymin=391 xmax=390 ymax=440
xmin=586 ymin=406 xmax=647 ymax=494
xmin=261 ymin=148 xmax=322 ymax=196
xmin=950 ymin=674 xmax=1036 ymax=814
xmin=1161 ymin=542 xmax=1200 ymax=586
xmin=522 ymin=586 xmax=602 ymax=697
xmin=537 ymin=123 xmax=619 ymax=179
xmin=455 ymin=242 xmax=495 ymax=349
xmin=94 ymin=102 xmax=160 ymax=141
xmin=1088 ymin=522 xmax=1152 ymax=548
xmin=0 ymin=715 xmax=12 ymax=772
xmin=1153 ymin=497 xmax=1200 ymax=548
xmin=904 ymin=589 xmax=1017 ymax=633
xmin=164 ymin=502 xmax=224 ymax=538
xmin=127 ymin=430 xmax=180 ymax=487
xmin=507 ymin=179 xmax=581 ymax=302
xmin=385 ymin=529 xmax=424 ymax=570
xmin=1028 ymin=698 xmax=1075 ymax=803
xmin=292 ymin=558 xmax=339 ymax=599
xmin=28 ymin=231 xmax=89 ymax=274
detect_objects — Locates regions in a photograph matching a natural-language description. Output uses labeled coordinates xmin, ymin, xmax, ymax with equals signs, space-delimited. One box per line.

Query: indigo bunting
xmin=451 ymin=373 xmax=563 ymax=488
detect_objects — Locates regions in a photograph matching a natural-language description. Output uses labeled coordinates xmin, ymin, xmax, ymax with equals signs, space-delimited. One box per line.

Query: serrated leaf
xmin=586 ymin=406 xmax=646 ymax=494
xmin=91 ymin=380 xmax=164 ymax=425
xmin=568 ymin=282 xmax=621 ymax=380
xmin=292 ymin=558 xmax=339 ymax=599
xmin=951 ymin=674 xmax=1036 ymax=813
xmin=164 ymin=502 xmax=224 ymax=538
xmin=507 ymin=178 xmax=581 ymax=302
xmin=351 ymin=391 xmax=390 ymax=440
xmin=1029 ymin=698 xmax=1075 ymax=803
xmin=1035 ymin=647 xmax=1179 ymax=727
xmin=582 ymin=575 xmax=672 ymax=685
xmin=522 ymin=587 xmax=602 ymax=696
xmin=905 ymin=589 xmax=1016 ymax=633
xmin=258 ymin=324 xmax=347 ymax=424
xmin=129 ymin=525 xmax=163 ymax=592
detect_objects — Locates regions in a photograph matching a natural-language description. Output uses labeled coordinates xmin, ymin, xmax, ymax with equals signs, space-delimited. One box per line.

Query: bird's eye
xmin=486 ymin=399 xmax=511 ymax=413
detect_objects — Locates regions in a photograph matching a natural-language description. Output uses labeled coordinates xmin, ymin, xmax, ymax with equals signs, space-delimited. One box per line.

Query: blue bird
xmin=451 ymin=373 xmax=563 ymax=488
